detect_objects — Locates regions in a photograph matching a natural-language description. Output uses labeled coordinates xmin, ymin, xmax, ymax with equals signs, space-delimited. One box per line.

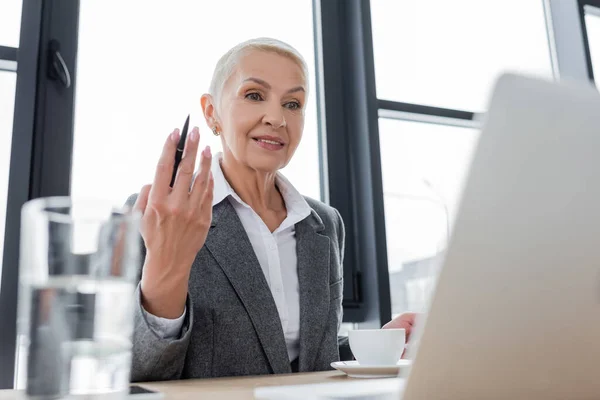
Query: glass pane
xmin=585 ymin=9 xmax=600 ymax=89
xmin=378 ymin=119 xmax=479 ymax=315
xmin=0 ymin=0 xmax=23 ymax=47
xmin=370 ymin=0 xmax=553 ymax=111
xmin=71 ymin=0 xmax=321 ymax=205
xmin=0 ymin=71 xmax=17 ymax=287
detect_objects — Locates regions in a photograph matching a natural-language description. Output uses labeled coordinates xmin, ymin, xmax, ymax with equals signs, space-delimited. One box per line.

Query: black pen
xmin=170 ymin=114 xmax=190 ymax=187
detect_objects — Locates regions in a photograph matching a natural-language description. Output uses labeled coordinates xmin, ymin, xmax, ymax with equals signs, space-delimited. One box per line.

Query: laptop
xmin=255 ymin=72 xmax=600 ymax=400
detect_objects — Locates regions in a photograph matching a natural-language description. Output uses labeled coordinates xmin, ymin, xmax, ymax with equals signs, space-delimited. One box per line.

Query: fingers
xmin=201 ymin=173 xmax=215 ymax=213
xmin=150 ymin=130 xmax=180 ymax=200
xmin=401 ymin=343 xmax=410 ymax=359
xmin=190 ymin=146 xmax=212 ymax=206
xmin=172 ymin=127 xmax=200 ymax=201
xmin=405 ymin=326 xmax=413 ymax=341
xmin=133 ymin=184 xmax=152 ymax=214
xmin=382 ymin=312 xmax=416 ymax=330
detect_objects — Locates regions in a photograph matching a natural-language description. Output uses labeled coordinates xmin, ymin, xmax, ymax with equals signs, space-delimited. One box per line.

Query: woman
xmin=127 ymin=38 xmax=412 ymax=382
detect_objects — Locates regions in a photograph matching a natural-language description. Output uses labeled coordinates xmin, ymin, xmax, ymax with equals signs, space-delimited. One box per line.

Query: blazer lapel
xmin=204 ymin=200 xmax=291 ymax=374
xmin=297 ymin=210 xmax=331 ymax=372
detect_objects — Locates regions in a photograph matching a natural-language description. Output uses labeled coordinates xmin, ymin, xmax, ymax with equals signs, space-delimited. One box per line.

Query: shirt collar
xmin=211 ymin=152 xmax=312 ymax=222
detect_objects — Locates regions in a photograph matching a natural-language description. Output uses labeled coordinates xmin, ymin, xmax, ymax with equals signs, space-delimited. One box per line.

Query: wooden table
xmin=0 ymin=371 xmax=353 ymax=400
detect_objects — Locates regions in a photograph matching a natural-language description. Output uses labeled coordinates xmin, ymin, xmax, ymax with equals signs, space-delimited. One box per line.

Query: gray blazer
xmin=127 ymin=196 xmax=349 ymax=381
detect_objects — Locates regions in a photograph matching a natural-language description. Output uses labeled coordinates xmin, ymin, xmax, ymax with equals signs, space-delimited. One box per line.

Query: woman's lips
xmin=252 ymin=137 xmax=285 ymax=151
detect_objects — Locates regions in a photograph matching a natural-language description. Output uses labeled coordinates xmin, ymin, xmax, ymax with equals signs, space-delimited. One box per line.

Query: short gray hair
xmin=209 ymin=37 xmax=309 ymax=105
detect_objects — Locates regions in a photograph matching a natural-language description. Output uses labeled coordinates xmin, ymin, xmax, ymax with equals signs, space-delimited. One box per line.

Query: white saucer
xmin=331 ymin=360 xmax=412 ymax=378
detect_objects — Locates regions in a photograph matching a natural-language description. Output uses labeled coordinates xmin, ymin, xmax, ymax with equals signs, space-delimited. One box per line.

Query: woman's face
xmin=207 ymin=50 xmax=306 ymax=173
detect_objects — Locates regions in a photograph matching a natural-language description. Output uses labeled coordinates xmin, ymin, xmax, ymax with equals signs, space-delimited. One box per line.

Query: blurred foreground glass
xmin=16 ymin=198 xmax=141 ymax=399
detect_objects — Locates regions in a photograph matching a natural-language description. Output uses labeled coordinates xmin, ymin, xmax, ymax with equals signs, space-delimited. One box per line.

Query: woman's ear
xmin=201 ymin=94 xmax=220 ymax=131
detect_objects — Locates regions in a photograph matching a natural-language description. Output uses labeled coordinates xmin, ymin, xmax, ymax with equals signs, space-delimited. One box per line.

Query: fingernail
xmin=189 ymin=127 xmax=199 ymax=142
xmin=203 ymin=145 xmax=212 ymax=158
xmin=170 ymin=129 xmax=179 ymax=143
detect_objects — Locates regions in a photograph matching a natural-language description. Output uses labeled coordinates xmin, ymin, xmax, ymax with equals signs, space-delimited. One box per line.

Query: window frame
xmin=578 ymin=0 xmax=600 ymax=82
xmin=315 ymin=0 xmax=391 ymax=326
xmin=0 ymin=46 xmax=17 ymax=72
xmin=0 ymin=0 xmax=80 ymax=389
xmin=544 ymin=0 xmax=593 ymax=82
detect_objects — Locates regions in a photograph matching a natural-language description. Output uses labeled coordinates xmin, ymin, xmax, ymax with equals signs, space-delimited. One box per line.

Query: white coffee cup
xmin=348 ymin=329 xmax=405 ymax=366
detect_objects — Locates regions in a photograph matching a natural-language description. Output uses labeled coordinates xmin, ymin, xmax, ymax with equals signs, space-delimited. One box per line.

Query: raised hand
xmin=133 ymin=127 xmax=214 ymax=318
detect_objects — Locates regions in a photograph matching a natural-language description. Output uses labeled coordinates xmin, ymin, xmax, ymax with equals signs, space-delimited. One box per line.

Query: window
xmin=370 ymin=0 xmax=553 ymax=317
xmin=0 ymin=0 xmax=22 ymax=47
xmin=71 ymin=0 xmax=321 ymax=205
xmin=584 ymin=6 xmax=600 ymax=88
xmin=379 ymin=119 xmax=478 ymax=315
xmin=370 ymin=0 xmax=553 ymax=111
xmin=0 ymin=72 xmax=17 ymax=288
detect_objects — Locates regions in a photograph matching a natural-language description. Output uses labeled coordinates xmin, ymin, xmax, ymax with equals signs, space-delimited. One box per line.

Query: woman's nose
xmin=263 ymin=102 xmax=286 ymax=128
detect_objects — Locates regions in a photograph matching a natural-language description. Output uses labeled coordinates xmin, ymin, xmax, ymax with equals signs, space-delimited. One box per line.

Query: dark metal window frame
xmin=578 ymin=0 xmax=600 ymax=82
xmin=0 ymin=0 xmax=80 ymax=389
xmin=0 ymin=46 xmax=18 ymax=72
xmin=315 ymin=0 xmax=391 ymax=326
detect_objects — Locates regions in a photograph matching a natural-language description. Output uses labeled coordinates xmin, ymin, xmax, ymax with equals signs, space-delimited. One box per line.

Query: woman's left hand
xmin=382 ymin=312 xmax=418 ymax=357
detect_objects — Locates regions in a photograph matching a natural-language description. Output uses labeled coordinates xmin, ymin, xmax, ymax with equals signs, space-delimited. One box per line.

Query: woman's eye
xmin=245 ymin=92 xmax=263 ymax=101
xmin=285 ymin=101 xmax=301 ymax=110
